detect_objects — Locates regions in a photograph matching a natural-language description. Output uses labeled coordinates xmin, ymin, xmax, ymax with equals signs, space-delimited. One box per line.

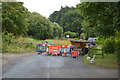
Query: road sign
xmin=49 ymin=46 xmax=61 ymax=53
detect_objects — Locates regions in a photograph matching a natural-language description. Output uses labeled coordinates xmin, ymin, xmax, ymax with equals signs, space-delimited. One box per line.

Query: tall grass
xmin=2 ymin=33 xmax=72 ymax=53
xmin=2 ymin=33 xmax=36 ymax=53
xmin=45 ymin=39 xmax=71 ymax=45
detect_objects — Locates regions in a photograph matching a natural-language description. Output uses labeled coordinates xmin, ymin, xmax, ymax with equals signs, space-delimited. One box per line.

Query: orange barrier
xmin=72 ymin=50 xmax=79 ymax=56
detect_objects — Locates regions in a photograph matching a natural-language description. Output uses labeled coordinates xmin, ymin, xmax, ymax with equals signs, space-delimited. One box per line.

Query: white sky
xmin=17 ymin=0 xmax=80 ymax=18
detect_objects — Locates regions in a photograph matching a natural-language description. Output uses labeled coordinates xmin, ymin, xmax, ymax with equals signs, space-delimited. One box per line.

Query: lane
xmin=2 ymin=53 xmax=118 ymax=78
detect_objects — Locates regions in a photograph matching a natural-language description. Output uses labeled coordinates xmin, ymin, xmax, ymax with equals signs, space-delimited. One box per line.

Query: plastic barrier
xmin=36 ymin=44 xmax=79 ymax=56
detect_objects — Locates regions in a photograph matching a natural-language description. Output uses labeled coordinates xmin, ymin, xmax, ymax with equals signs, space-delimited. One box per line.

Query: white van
xmin=87 ymin=38 xmax=97 ymax=41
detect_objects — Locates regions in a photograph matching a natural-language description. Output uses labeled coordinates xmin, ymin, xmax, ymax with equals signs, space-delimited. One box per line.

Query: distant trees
xmin=26 ymin=12 xmax=63 ymax=40
xmin=49 ymin=6 xmax=75 ymax=25
xmin=60 ymin=9 xmax=83 ymax=32
xmin=52 ymin=23 xmax=63 ymax=38
xmin=2 ymin=2 xmax=63 ymax=40
xmin=49 ymin=6 xmax=83 ymax=33
xmin=2 ymin=2 xmax=120 ymax=40
xmin=49 ymin=2 xmax=120 ymax=39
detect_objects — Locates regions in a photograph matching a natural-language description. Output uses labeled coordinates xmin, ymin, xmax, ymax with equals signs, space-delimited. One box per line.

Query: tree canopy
xmin=49 ymin=6 xmax=83 ymax=33
xmin=77 ymin=2 xmax=120 ymax=38
xmin=2 ymin=2 xmax=29 ymax=36
xmin=2 ymin=2 xmax=63 ymax=40
xmin=2 ymin=2 xmax=120 ymax=40
xmin=26 ymin=12 xmax=63 ymax=40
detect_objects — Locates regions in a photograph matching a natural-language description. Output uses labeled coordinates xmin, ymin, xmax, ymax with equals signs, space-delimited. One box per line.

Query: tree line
xmin=49 ymin=2 xmax=120 ymax=39
xmin=2 ymin=2 xmax=120 ymax=39
xmin=2 ymin=2 xmax=63 ymax=40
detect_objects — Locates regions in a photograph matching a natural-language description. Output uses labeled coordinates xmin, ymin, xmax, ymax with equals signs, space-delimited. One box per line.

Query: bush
xmin=2 ymin=32 xmax=35 ymax=53
xmin=64 ymin=31 xmax=78 ymax=38
xmin=102 ymin=37 xmax=115 ymax=54
xmin=2 ymin=32 xmax=14 ymax=44
xmin=2 ymin=32 xmax=14 ymax=52
xmin=115 ymin=31 xmax=120 ymax=64
xmin=116 ymin=40 xmax=120 ymax=64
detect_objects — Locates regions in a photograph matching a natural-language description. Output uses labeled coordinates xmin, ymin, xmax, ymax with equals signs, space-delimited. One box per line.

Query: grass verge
xmin=83 ymin=49 xmax=119 ymax=68
xmin=2 ymin=37 xmax=71 ymax=53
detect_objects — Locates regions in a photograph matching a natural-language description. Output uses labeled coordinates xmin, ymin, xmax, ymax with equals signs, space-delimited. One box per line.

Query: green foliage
xmin=45 ymin=39 xmax=71 ymax=45
xmin=61 ymin=9 xmax=83 ymax=32
xmin=83 ymin=45 xmax=118 ymax=68
xmin=102 ymin=37 xmax=115 ymax=54
xmin=77 ymin=2 xmax=120 ymax=38
xmin=2 ymin=31 xmax=14 ymax=44
xmin=64 ymin=31 xmax=78 ymax=38
xmin=49 ymin=6 xmax=75 ymax=24
xmin=115 ymin=31 xmax=120 ymax=63
xmin=27 ymin=12 xmax=63 ymax=40
xmin=49 ymin=6 xmax=83 ymax=33
xmin=2 ymin=2 xmax=29 ymax=36
xmin=2 ymin=32 xmax=14 ymax=52
xmin=2 ymin=34 xmax=35 ymax=53
xmin=83 ymin=53 xmax=118 ymax=68
xmin=53 ymin=23 xmax=63 ymax=38
xmin=116 ymin=40 xmax=120 ymax=64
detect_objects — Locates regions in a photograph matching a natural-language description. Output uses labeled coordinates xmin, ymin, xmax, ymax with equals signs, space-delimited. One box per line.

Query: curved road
xmin=2 ymin=53 xmax=118 ymax=78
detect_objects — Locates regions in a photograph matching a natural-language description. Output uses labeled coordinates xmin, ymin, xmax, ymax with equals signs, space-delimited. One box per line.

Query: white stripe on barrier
xmin=42 ymin=44 xmax=45 ymax=46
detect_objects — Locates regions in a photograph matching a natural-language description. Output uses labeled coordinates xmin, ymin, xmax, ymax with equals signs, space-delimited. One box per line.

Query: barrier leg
xmin=64 ymin=52 xmax=66 ymax=56
xmin=46 ymin=51 xmax=49 ymax=55
xmin=46 ymin=47 xmax=49 ymax=55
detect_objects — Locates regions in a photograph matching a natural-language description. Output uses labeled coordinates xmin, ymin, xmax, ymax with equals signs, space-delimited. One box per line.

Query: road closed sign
xmin=49 ymin=46 xmax=61 ymax=53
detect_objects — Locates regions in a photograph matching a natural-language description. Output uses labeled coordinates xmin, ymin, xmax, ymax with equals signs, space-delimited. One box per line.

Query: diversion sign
xmin=49 ymin=46 xmax=61 ymax=53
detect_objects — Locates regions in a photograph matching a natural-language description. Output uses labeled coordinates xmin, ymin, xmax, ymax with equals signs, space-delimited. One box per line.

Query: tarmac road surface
xmin=2 ymin=53 xmax=118 ymax=78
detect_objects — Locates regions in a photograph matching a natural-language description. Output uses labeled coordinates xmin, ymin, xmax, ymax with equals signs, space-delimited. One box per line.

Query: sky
xmin=17 ymin=0 xmax=80 ymax=18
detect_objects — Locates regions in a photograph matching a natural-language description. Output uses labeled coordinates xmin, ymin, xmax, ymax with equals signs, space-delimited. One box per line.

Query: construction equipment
xmin=70 ymin=39 xmax=102 ymax=55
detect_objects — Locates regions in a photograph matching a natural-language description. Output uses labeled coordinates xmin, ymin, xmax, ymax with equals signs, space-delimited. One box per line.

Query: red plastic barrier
xmin=49 ymin=46 xmax=61 ymax=53
xmin=72 ymin=50 xmax=79 ymax=55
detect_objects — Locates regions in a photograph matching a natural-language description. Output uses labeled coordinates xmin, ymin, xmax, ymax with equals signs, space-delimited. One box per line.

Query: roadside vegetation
xmin=83 ymin=53 xmax=118 ymax=68
xmin=83 ymin=43 xmax=118 ymax=68
xmin=1 ymin=2 xmax=120 ymax=68
xmin=2 ymin=32 xmax=71 ymax=53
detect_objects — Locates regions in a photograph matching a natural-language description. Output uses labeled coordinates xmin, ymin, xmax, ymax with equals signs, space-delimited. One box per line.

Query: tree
xmin=49 ymin=6 xmax=83 ymax=37
xmin=0 ymin=3 xmax=2 ymax=32
xmin=49 ymin=6 xmax=75 ymax=25
xmin=77 ymin=2 xmax=120 ymax=38
xmin=53 ymin=22 xmax=63 ymax=38
xmin=26 ymin=12 xmax=63 ymax=40
xmin=60 ymin=9 xmax=83 ymax=32
xmin=2 ymin=2 xmax=29 ymax=36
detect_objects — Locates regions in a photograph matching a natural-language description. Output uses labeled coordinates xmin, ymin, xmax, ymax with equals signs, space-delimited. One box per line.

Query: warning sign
xmin=49 ymin=46 xmax=61 ymax=53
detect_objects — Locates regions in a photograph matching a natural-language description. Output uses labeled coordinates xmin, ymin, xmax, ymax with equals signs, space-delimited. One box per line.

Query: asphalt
xmin=2 ymin=53 xmax=118 ymax=78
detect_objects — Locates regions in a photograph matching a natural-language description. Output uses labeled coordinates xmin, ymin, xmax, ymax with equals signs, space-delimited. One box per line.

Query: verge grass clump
xmin=83 ymin=41 xmax=119 ymax=68
xmin=2 ymin=33 xmax=36 ymax=53
xmin=45 ymin=39 xmax=71 ymax=45
xmin=2 ymin=33 xmax=72 ymax=53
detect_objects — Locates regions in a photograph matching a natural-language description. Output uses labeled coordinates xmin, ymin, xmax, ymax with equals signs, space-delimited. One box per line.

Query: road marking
xmin=47 ymin=73 xmax=50 ymax=78
xmin=47 ymin=63 xmax=50 ymax=68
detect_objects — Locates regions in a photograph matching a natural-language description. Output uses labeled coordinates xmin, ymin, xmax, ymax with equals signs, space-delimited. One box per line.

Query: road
xmin=2 ymin=53 xmax=118 ymax=78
